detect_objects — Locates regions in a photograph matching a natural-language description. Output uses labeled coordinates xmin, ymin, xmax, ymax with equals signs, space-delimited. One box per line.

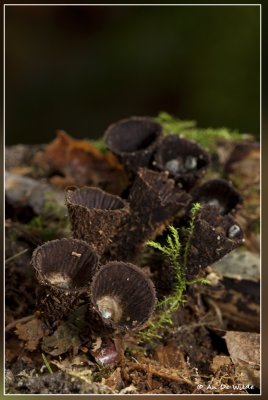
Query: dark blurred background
xmin=5 ymin=5 xmax=260 ymax=145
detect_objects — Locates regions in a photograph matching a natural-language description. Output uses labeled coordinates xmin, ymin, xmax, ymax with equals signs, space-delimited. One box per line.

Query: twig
xmin=5 ymin=248 xmax=29 ymax=265
xmin=205 ymin=298 xmax=223 ymax=327
xmin=5 ymin=314 xmax=35 ymax=332
xmin=169 ymin=312 xmax=217 ymax=335
xmin=127 ymin=359 xmax=193 ymax=385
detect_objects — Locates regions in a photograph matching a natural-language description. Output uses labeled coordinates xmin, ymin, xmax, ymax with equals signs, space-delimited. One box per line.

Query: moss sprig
xmin=182 ymin=202 xmax=202 ymax=271
xmin=138 ymin=202 xmax=209 ymax=342
xmin=41 ymin=353 xmax=53 ymax=374
xmin=89 ymin=138 xmax=107 ymax=153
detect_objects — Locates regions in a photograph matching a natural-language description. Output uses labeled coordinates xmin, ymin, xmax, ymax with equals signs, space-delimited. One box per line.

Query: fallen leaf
xmin=33 ymin=131 xmax=128 ymax=194
xmin=53 ymin=354 xmax=94 ymax=369
xmin=154 ymin=341 xmax=187 ymax=369
xmin=102 ymin=367 xmax=124 ymax=391
xmin=15 ymin=317 xmax=49 ymax=351
xmin=41 ymin=321 xmax=82 ymax=356
xmin=211 ymin=355 xmax=232 ymax=374
xmin=224 ymin=331 xmax=260 ymax=387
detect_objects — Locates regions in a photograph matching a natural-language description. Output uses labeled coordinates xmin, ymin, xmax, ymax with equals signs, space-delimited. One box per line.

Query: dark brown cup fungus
xmin=32 ymin=238 xmax=99 ymax=326
xmin=129 ymin=168 xmax=191 ymax=224
xmin=183 ymin=205 xmax=244 ymax=280
xmin=109 ymin=168 xmax=191 ymax=261
xmin=88 ymin=261 xmax=156 ymax=336
xmin=190 ymin=179 xmax=243 ymax=215
xmin=153 ymin=134 xmax=210 ymax=189
xmin=104 ymin=116 xmax=163 ymax=173
xmin=65 ymin=186 xmax=130 ymax=255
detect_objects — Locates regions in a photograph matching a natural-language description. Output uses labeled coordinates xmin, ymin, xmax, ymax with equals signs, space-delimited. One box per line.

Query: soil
xmin=5 ymin=133 xmax=260 ymax=395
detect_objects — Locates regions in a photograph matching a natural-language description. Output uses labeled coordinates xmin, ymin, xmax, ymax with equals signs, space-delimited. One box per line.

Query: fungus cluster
xmin=33 ymin=238 xmax=156 ymax=334
xmin=31 ymin=115 xmax=244 ymax=340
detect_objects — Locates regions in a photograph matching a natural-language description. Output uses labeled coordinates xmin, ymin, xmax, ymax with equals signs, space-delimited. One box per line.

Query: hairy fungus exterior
xmin=104 ymin=116 xmax=163 ymax=173
xmin=184 ymin=205 xmax=244 ymax=279
xmin=109 ymin=168 xmax=191 ymax=261
xmin=190 ymin=179 xmax=242 ymax=215
xmin=65 ymin=186 xmax=130 ymax=255
xmin=153 ymin=134 xmax=210 ymax=189
xmin=32 ymin=238 xmax=98 ymax=326
xmin=88 ymin=262 xmax=156 ymax=335
xmin=129 ymin=168 xmax=190 ymax=222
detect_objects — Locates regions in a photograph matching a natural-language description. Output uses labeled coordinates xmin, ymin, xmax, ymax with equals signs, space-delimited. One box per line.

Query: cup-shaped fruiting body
xmin=65 ymin=187 xmax=130 ymax=255
xmin=129 ymin=168 xmax=191 ymax=224
xmin=183 ymin=205 xmax=244 ymax=280
xmin=190 ymin=179 xmax=242 ymax=215
xmin=88 ymin=261 xmax=156 ymax=336
xmin=153 ymin=135 xmax=210 ymax=189
xmin=32 ymin=238 xmax=99 ymax=326
xmin=104 ymin=116 xmax=163 ymax=173
xmin=109 ymin=168 xmax=191 ymax=261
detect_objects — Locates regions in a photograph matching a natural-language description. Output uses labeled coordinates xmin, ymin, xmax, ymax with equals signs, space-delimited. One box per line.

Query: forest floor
xmin=5 ymin=119 xmax=260 ymax=395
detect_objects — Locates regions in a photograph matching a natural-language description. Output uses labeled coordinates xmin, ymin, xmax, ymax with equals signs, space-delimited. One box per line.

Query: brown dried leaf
xmin=224 ymin=331 xmax=260 ymax=387
xmin=5 ymin=337 xmax=23 ymax=362
xmin=211 ymin=355 xmax=232 ymax=374
xmin=127 ymin=361 xmax=192 ymax=385
xmin=127 ymin=356 xmax=192 ymax=385
xmin=49 ymin=175 xmax=76 ymax=189
xmin=153 ymin=341 xmax=187 ymax=369
xmin=15 ymin=317 xmax=49 ymax=351
xmin=102 ymin=368 xmax=124 ymax=391
xmin=9 ymin=166 xmax=33 ymax=176
xmin=41 ymin=321 xmax=82 ymax=356
xmin=33 ymin=131 xmax=128 ymax=194
xmin=225 ymin=331 xmax=259 ymax=365
xmin=53 ymin=354 xmax=94 ymax=369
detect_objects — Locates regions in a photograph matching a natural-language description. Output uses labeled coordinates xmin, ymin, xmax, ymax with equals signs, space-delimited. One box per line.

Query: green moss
xmin=26 ymin=191 xmax=71 ymax=241
xmin=43 ymin=192 xmax=66 ymax=219
xmin=28 ymin=205 xmax=71 ymax=241
xmin=28 ymin=214 xmax=70 ymax=242
xmin=41 ymin=353 xmax=53 ymax=374
xmin=138 ymin=203 xmax=209 ymax=342
xmin=93 ymin=365 xmax=115 ymax=383
xmin=155 ymin=112 xmax=243 ymax=152
xmin=155 ymin=111 xmax=197 ymax=131
xmin=89 ymin=138 xmax=107 ymax=153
